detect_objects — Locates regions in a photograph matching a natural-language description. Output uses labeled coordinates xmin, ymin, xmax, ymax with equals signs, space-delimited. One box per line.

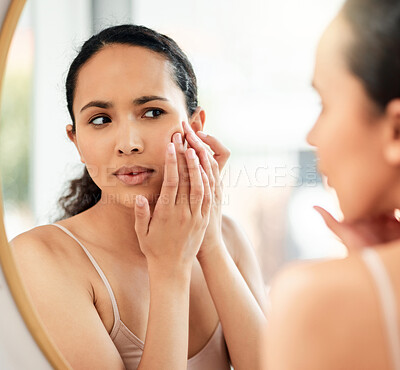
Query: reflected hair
xmin=341 ymin=0 xmax=400 ymax=109
xmin=55 ymin=24 xmax=198 ymax=220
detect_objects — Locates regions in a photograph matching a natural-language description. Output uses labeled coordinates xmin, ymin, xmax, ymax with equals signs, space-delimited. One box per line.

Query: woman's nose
xmin=115 ymin=122 xmax=144 ymax=155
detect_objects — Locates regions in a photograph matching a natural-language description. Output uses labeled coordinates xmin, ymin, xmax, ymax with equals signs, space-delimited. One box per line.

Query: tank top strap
xmin=50 ymin=223 xmax=121 ymax=322
xmin=361 ymin=247 xmax=400 ymax=370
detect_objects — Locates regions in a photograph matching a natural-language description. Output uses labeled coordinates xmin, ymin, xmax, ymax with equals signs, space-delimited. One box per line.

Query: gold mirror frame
xmin=0 ymin=1 xmax=70 ymax=368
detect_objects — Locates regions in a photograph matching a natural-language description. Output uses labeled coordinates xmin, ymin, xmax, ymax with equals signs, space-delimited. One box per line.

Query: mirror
xmin=0 ymin=0 xmax=345 ymax=368
xmin=0 ymin=1 xmax=70 ymax=368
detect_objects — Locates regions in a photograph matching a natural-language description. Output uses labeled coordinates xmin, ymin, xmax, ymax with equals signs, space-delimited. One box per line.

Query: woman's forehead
xmin=73 ymin=44 xmax=184 ymax=110
xmin=314 ymin=17 xmax=353 ymax=90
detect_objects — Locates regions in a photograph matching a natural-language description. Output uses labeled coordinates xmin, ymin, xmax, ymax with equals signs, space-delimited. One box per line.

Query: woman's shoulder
xmin=9 ymin=217 xmax=91 ymax=277
xmin=270 ymin=242 xmax=400 ymax=301
xmin=269 ymin=254 xmax=373 ymax=315
xmin=221 ymin=213 xmax=252 ymax=262
xmin=10 ymin=223 xmax=62 ymax=256
xmin=10 ymin=220 xmax=95 ymax=301
xmin=271 ymin=256 xmax=366 ymax=307
xmin=267 ymin=252 xmax=392 ymax=369
xmin=221 ymin=214 xmax=268 ymax=310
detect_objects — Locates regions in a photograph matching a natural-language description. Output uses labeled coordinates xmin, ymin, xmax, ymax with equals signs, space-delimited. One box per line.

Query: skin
xmin=10 ymin=44 xmax=267 ymax=369
xmin=265 ymin=15 xmax=400 ymax=370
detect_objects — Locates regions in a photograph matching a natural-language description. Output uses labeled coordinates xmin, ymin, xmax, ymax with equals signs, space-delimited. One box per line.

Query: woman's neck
xmin=80 ymin=195 xmax=155 ymax=257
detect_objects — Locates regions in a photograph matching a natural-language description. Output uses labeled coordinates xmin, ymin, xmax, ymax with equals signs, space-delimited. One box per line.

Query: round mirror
xmin=0 ymin=2 xmax=70 ymax=368
xmin=0 ymin=0 xmax=345 ymax=368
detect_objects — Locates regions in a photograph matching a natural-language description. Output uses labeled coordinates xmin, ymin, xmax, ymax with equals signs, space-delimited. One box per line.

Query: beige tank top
xmin=51 ymin=223 xmax=231 ymax=369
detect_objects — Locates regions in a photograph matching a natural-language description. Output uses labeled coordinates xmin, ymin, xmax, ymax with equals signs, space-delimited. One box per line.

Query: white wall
xmin=31 ymin=0 xmax=92 ymax=225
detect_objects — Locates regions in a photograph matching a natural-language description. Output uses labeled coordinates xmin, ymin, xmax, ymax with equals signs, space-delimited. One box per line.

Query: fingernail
xmin=167 ymin=143 xmax=175 ymax=154
xmin=197 ymin=131 xmax=207 ymax=139
xmin=174 ymin=133 xmax=182 ymax=144
xmin=188 ymin=149 xmax=196 ymax=159
xmin=136 ymin=195 xmax=145 ymax=207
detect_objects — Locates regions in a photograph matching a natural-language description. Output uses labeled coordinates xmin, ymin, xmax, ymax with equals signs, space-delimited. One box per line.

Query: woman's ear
xmin=66 ymin=124 xmax=85 ymax=164
xmin=383 ymin=99 xmax=400 ymax=166
xmin=189 ymin=106 xmax=206 ymax=133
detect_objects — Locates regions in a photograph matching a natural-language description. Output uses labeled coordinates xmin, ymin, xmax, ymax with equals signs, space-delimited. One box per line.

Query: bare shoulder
xmin=9 ymin=223 xmax=93 ymax=300
xmin=221 ymin=213 xmax=268 ymax=310
xmin=10 ymin=223 xmax=82 ymax=270
xmin=10 ymin=224 xmax=66 ymax=265
xmin=267 ymin=256 xmax=390 ymax=370
xmin=270 ymin=256 xmax=363 ymax=297
xmin=221 ymin=213 xmax=251 ymax=263
xmin=8 ymin=225 xmax=125 ymax=369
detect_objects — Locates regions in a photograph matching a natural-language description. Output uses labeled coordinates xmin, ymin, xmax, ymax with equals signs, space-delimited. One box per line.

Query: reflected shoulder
xmin=221 ymin=213 xmax=251 ymax=263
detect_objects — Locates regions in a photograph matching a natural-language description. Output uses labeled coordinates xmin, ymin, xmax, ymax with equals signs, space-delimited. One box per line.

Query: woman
xmin=265 ymin=0 xmax=400 ymax=369
xmin=10 ymin=25 xmax=266 ymax=369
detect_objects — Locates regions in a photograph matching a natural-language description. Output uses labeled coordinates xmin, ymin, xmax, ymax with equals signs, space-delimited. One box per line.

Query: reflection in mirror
xmin=1 ymin=0 xmax=348 ymax=368
xmin=3 ymin=0 xmax=348 ymax=272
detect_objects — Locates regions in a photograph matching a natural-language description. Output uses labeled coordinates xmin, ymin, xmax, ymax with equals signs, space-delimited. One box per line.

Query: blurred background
xmin=0 ymin=0 xmax=346 ymax=283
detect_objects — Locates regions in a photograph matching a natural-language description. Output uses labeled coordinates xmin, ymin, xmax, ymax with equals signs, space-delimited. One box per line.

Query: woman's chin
xmin=99 ymin=189 xmax=161 ymax=207
xmin=340 ymin=205 xmax=375 ymax=224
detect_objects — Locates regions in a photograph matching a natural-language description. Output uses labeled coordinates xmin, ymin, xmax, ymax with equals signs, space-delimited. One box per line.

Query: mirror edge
xmin=0 ymin=1 xmax=71 ymax=369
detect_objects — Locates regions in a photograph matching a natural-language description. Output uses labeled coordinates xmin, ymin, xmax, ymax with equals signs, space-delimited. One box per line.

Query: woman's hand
xmin=314 ymin=206 xmax=400 ymax=253
xmin=134 ymin=137 xmax=212 ymax=273
xmin=182 ymin=121 xmax=231 ymax=260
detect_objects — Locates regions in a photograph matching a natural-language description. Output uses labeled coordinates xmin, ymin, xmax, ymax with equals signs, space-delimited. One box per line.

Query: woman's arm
xmin=183 ymin=124 xmax=267 ymax=370
xmin=135 ymin=137 xmax=211 ymax=369
xmin=222 ymin=214 xmax=268 ymax=312
xmin=197 ymin=226 xmax=267 ymax=370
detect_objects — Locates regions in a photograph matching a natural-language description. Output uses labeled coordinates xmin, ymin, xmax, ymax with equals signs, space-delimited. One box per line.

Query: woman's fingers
xmin=313 ymin=206 xmax=340 ymax=234
xmin=207 ymin=151 xmax=222 ymax=202
xmin=197 ymin=131 xmax=231 ymax=171
xmin=184 ymin=129 xmax=215 ymax=194
xmin=313 ymin=206 xmax=374 ymax=252
xmin=185 ymin=148 xmax=204 ymax=215
xmin=173 ymin=133 xmax=190 ymax=205
xmin=157 ymin=143 xmax=179 ymax=209
xmin=200 ymin=165 xmax=212 ymax=218
xmin=134 ymin=195 xmax=150 ymax=237
xmin=182 ymin=121 xmax=230 ymax=170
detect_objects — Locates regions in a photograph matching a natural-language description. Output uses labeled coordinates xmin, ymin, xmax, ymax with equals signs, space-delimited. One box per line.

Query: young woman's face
xmin=69 ymin=44 xmax=189 ymax=207
xmin=307 ymin=17 xmax=394 ymax=222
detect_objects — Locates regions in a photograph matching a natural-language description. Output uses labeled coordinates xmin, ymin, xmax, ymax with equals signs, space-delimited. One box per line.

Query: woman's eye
xmin=89 ymin=116 xmax=111 ymax=126
xmin=143 ymin=109 xmax=165 ymax=118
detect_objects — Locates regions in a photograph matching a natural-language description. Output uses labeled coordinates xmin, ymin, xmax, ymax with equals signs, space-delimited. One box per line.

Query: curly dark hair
xmin=54 ymin=24 xmax=198 ymax=220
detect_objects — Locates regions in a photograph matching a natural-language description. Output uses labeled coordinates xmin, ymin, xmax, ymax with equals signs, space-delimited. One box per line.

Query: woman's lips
xmin=114 ymin=170 xmax=154 ymax=185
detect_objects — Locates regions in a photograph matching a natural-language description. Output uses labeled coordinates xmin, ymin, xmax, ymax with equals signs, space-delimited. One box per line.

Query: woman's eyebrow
xmin=79 ymin=96 xmax=169 ymax=114
xmin=80 ymin=100 xmax=112 ymax=113
xmin=133 ymin=95 xmax=169 ymax=105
